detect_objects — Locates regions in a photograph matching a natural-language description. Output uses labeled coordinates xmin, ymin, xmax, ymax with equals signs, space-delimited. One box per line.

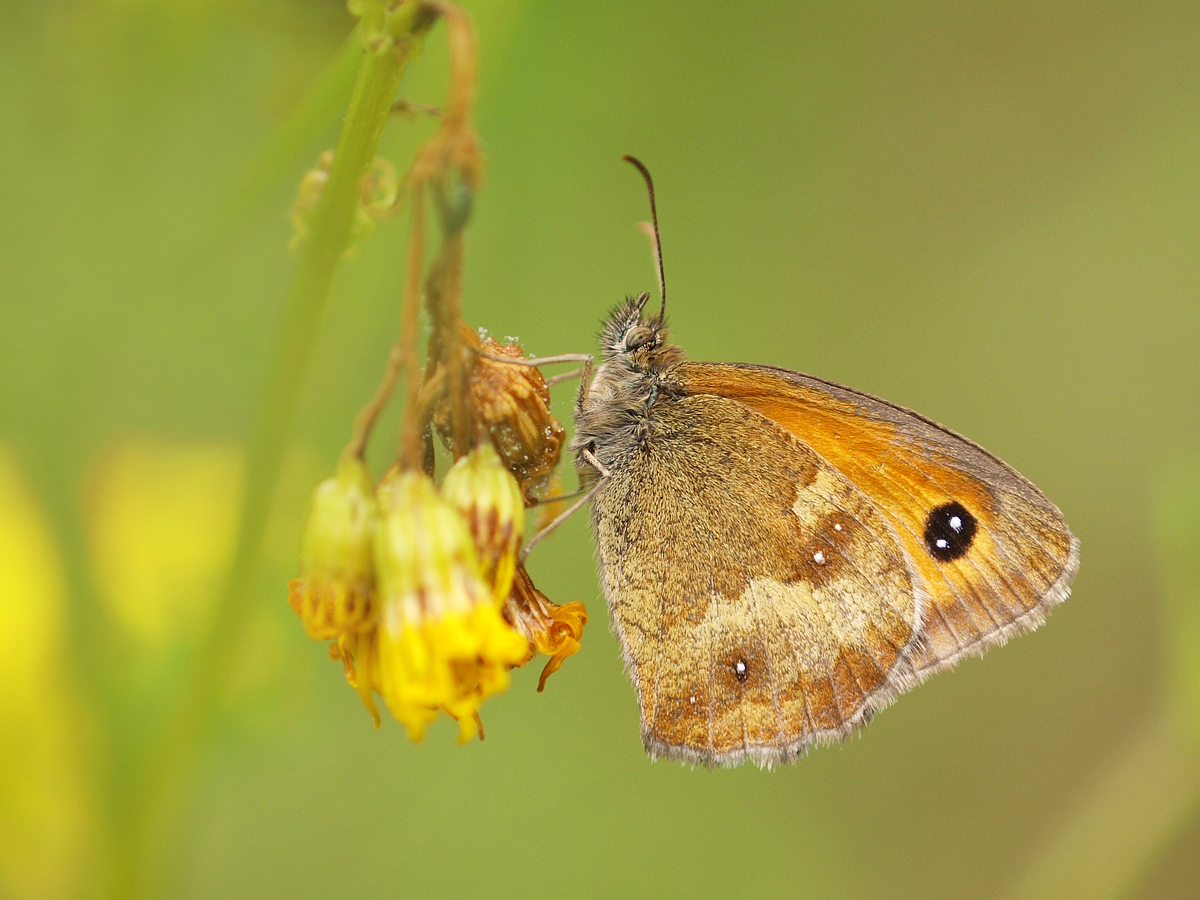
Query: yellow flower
xmin=504 ymin=563 xmax=587 ymax=692
xmin=440 ymin=442 xmax=525 ymax=602
xmin=0 ymin=448 xmax=86 ymax=899
xmin=373 ymin=469 xmax=529 ymax=742
xmin=287 ymin=454 xmax=378 ymax=640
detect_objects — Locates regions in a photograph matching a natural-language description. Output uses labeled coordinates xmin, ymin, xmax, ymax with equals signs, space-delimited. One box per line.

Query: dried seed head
xmin=434 ymin=327 xmax=565 ymax=498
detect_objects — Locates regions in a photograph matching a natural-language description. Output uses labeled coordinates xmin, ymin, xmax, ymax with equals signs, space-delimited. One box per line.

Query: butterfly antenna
xmin=622 ymin=155 xmax=666 ymax=324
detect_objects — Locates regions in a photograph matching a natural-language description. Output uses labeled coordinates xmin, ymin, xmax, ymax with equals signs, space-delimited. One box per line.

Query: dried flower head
xmin=287 ymin=455 xmax=378 ymax=640
xmin=372 ymin=468 xmax=529 ymax=742
xmin=433 ymin=326 xmax=566 ymax=499
xmin=504 ymin=563 xmax=587 ymax=692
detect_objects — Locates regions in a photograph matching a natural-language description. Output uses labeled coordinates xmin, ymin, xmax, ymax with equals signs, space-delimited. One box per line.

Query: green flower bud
xmin=287 ymin=455 xmax=378 ymax=640
xmin=441 ymin=442 xmax=525 ymax=603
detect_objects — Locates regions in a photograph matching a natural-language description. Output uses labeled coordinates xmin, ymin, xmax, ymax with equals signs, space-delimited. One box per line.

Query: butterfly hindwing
xmin=588 ymin=391 xmax=920 ymax=765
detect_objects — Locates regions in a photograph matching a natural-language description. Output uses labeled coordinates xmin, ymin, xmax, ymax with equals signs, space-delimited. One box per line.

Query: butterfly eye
xmin=924 ymin=502 xmax=978 ymax=561
xmin=624 ymin=325 xmax=654 ymax=351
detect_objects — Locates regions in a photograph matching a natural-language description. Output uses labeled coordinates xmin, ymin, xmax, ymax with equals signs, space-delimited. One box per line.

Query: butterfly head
xmin=597 ymin=292 xmax=682 ymax=374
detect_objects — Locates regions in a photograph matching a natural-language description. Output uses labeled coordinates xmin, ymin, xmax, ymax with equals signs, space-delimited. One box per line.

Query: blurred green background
xmin=2 ymin=1 xmax=1200 ymax=898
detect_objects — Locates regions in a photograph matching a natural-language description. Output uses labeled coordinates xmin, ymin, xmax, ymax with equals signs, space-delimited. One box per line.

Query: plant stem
xmin=399 ymin=193 xmax=427 ymax=469
xmin=113 ymin=21 xmax=431 ymax=900
xmin=425 ymin=230 xmax=470 ymax=456
xmin=346 ymin=343 xmax=403 ymax=461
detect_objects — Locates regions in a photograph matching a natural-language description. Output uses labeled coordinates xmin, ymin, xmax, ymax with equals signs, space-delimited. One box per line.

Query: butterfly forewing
xmin=677 ymin=362 xmax=1080 ymax=680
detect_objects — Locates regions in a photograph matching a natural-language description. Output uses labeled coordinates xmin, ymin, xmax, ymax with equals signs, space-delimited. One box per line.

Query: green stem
xmin=114 ymin=20 xmax=431 ymax=899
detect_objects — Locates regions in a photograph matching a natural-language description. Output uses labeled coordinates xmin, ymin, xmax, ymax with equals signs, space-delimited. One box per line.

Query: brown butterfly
xmin=569 ymin=157 xmax=1079 ymax=767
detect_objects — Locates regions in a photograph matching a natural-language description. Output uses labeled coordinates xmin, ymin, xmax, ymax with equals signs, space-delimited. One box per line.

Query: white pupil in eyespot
xmin=949 ymin=515 xmax=963 ymax=532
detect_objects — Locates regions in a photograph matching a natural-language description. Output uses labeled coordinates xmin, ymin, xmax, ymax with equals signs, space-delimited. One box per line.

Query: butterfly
xmin=568 ymin=157 xmax=1079 ymax=767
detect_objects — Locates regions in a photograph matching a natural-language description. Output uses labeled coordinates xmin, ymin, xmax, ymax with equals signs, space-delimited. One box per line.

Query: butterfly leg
xmin=519 ymin=447 xmax=609 ymax=563
xmin=527 ymin=486 xmax=589 ymax=506
xmin=467 ymin=345 xmax=593 ymax=404
xmin=467 ymin=347 xmax=593 ymax=369
xmin=544 ymin=367 xmax=587 ymax=389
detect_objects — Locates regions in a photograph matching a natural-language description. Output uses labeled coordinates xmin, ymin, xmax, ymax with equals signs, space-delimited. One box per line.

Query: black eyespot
xmin=733 ymin=659 xmax=749 ymax=682
xmin=924 ymin=502 xmax=977 ymax=561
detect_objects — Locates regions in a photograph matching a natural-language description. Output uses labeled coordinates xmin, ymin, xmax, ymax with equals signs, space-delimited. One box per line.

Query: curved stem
xmin=1005 ymin=708 xmax=1200 ymax=900
xmin=346 ymin=345 xmax=404 ymax=460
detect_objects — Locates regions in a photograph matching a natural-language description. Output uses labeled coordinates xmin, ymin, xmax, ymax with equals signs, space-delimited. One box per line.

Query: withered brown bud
xmin=434 ymin=325 xmax=565 ymax=498
xmin=503 ymin=563 xmax=587 ymax=692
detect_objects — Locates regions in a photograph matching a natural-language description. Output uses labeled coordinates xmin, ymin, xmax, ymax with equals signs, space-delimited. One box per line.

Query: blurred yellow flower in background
xmin=86 ymin=439 xmax=243 ymax=645
xmin=0 ymin=448 xmax=86 ymax=900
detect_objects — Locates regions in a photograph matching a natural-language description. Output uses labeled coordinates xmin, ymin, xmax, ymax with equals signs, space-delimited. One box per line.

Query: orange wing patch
xmin=678 ymin=362 xmax=1079 ymax=678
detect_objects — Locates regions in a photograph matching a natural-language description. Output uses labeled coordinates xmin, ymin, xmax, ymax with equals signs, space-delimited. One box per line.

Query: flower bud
xmin=373 ymin=469 xmax=529 ymax=743
xmin=440 ymin=442 xmax=524 ymax=603
xmin=287 ymin=455 xmax=378 ymax=641
xmin=289 ymin=151 xmax=397 ymax=256
xmin=504 ymin=563 xmax=587 ymax=692
xmin=288 ymin=151 xmax=333 ymax=254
